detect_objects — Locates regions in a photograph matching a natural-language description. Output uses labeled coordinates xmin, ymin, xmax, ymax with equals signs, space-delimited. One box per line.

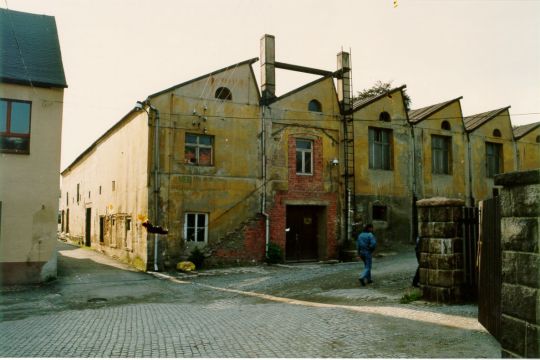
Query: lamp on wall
xmin=331 ymin=158 xmax=339 ymax=166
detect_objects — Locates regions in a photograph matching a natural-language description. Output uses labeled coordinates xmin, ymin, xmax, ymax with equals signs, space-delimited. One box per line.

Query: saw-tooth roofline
xmin=147 ymin=57 xmax=260 ymax=100
xmin=352 ymin=85 xmax=407 ymax=112
xmin=513 ymin=121 xmax=540 ymax=140
xmin=265 ymin=74 xmax=337 ymax=106
xmin=463 ymin=106 xmax=511 ymax=132
xmin=408 ymin=96 xmax=463 ymax=124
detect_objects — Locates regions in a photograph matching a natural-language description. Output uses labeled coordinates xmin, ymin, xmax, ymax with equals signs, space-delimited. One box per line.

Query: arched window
xmin=441 ymin=121 xmax=451 ymax=130
xmin=308 ymin=99 xmax=322 ymax=112
xmin=379 ymin=111 xmax=391 ymax=122
xmin=493 ymin=129 xmax=502 ymax=138
xmin=215 ymin=87 xmax=232 ymax=101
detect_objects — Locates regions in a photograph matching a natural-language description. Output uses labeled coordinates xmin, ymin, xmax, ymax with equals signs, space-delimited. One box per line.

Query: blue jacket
xmin=357 ymin=231 xmax=377 ymax=254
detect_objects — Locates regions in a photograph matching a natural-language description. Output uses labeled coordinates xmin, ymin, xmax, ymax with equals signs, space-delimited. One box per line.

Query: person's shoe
xmin=367 ymin=279 xmax=373 ymax=284
xmin=359 ymin=278 xmax=366 ymax=286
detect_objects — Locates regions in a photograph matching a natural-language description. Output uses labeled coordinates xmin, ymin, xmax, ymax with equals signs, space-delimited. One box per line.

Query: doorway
xmin=85 ymin=208 xmax=91 ymax=247
xmin=285 ymin=205 xmax=326 ymax=262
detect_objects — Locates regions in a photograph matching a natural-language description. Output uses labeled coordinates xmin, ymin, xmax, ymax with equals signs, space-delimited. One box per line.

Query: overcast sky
xmin=3 ymin=0 xmax=540 ymax=169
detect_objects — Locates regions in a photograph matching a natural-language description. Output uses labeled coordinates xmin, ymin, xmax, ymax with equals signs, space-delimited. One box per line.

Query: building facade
xmin=0 ymin=9 xmax=67 ymax=284
xmin=59 ymin=34 xmax=539 ymax=270
xmin=513 ymin=121 xmax=540 ymax=171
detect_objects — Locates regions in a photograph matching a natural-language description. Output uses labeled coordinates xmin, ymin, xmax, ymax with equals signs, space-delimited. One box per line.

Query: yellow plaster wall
xmin=150 ymin=64 xmax=263 ymax=256
xmin=468 ymin=109 xmax=517 ymax=202
xmin=0 ymin=83 xmax=64 ymax=280
xmin=516 ymin=129 xmax=540 ymax=170
xmin=353 ymin=90 xmax=411 ymax=197
xmin=414 ymin=101 xmax=467 ymax=200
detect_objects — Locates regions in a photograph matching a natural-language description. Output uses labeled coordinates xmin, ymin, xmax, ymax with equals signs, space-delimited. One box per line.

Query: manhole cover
xmin=87 ymin=298 xmax=107 ymax=303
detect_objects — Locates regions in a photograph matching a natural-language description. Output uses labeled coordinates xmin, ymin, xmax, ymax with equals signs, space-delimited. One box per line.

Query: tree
xmin=355 ymin=81 xmax=411 ymax=111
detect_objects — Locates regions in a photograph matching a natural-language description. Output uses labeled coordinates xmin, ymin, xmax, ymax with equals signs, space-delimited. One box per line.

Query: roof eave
xmin=352 ymin=85 xmax=407 ymax=112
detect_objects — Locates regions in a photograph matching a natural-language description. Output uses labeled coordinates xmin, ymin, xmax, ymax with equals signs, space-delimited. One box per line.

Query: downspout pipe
xmin=135 ymin=100 xmax=161 ymax=271
xmin=261 ymin=106 xmax=270 ymax=257
xmin=152 ymin=105 xmax=160 ymax=271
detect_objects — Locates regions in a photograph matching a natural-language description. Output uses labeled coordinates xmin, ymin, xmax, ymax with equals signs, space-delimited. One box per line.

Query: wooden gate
xmin=462 ymin=206 xmax=479 ymax=298
xmin=477 ymin=197 xmax=502 ymax=341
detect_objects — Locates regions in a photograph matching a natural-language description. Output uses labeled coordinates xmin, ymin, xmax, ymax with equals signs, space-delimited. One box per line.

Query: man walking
xmin=357 ymin=224 xmax=377 ymax=286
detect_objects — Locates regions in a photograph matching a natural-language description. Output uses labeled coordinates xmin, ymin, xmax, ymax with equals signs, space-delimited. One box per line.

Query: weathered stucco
xmin=468 ymin=108 xmax=517 ymax=202
xmin=60 ymin=111 xmax=149 ymax=269
xmin=516 ymin=128 xmax=540 ymax=171
xmin=0 ymin=83 xmax=64 ymax=283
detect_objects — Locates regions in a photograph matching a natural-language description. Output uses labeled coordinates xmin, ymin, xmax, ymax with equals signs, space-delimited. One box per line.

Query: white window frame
xmin=184 ymin=212 xmax=209 ymax=243
xmin=296 ymin=139 xmax=313 ymax=175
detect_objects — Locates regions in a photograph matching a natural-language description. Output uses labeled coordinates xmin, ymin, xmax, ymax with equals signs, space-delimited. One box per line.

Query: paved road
xmin=0 ymin=241 xmax=500 ymax=357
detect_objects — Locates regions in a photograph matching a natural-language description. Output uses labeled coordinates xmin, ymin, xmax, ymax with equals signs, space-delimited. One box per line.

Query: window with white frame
xmin=296 ymin=139 xmax=313 ymax=175
xmin=185 ymin=133 xmax=214 ymax=165
xmin=184 ymin=213 xmax=208 ymax=243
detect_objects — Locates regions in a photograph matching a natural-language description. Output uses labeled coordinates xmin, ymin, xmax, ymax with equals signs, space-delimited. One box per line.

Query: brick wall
xmin=495 ymin=169 xmax=540 ymax=358
xmin=417 ymin=197 xmax=466 ymax=303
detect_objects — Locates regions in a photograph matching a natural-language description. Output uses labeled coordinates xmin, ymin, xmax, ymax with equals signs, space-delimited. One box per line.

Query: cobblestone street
xmin=0 ymin=242 xmax=500 ymax=357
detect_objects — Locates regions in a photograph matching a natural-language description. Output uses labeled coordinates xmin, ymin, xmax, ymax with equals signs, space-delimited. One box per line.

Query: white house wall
xmin=60 ymin=111 xmax=149 ymax=270
xmin=0 ymin=83 xmax=64 ymax=284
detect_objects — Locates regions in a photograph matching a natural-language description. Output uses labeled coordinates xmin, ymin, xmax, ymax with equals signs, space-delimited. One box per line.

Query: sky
xmin=2 ymin=0 xmax=540 ymax=169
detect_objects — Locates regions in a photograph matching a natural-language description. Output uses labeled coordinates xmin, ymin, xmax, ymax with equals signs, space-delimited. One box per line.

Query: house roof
xmin=0 ymin=8 xmax=67 ymax=88
xmin=408 ymin=97 xmax=463 ymax=124
xmin=513 ymin=121 xmax=540 ymax=139
xmin=268 ymin=74 xmax=335 ymax=105
xmin=352 ymin=85 xmax=407 ymax=112
xmin=463 ymin=106 xmax=511 ymax=132
xmin=148 ymin=57 xmax=259 ymax=99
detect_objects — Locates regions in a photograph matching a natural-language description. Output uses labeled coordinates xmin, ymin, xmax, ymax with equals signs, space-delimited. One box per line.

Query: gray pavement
xmin=0 ymin=241 xmax=500 ymax=358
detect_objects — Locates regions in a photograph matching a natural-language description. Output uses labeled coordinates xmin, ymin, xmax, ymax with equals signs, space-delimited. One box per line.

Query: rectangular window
xmin=184 ymin=213 xmax=208 ymax=243
xmin=486 ymin=142 xmax=503 ymax=178
xmin=99 ymin=186 xmax=102 ymax=195
xmin=432 ymin=135 xmax=452 ymax=174
xmin=66 ymin=192 xmax=69 ymax=206
xmin=296 ymin=139 xmax=313 ymax=175
xmin=112 ymin=181 xmax=116 ymax=191
xmin=369 ymin=127 xmax=392 ymax=170
xmin=185 ymin=133 xmax=214 ymax=166
xmin=0 ymin=99 xmax=32 ymax=154
xmin=77 ymin=184 xmax=80 ymax=204
xmin=372 ymin=204 xmax=388 ymax=221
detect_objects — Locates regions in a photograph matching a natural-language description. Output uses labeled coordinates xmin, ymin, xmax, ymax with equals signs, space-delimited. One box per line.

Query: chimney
xmin=337 ymin=51 xmax=351 ymax=113
xmin=260 ymin=34 xmax=276 ymax=105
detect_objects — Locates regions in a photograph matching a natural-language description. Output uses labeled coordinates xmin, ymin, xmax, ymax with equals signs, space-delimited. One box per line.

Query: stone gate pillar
xmin=495 ymin=169 xmax=540 ymax=358
xmin=417 ymin=197 xmax=465 ymax=303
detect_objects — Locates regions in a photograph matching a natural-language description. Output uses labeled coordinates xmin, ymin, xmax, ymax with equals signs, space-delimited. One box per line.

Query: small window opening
xmin=536 ymin=135 xmax=540 ymax=143
xmin=372 ymin=204 xmax=388 ymax=221
xmin=99 ymin=186 xmax=102 ymax=195
xmin=215 ymin=87 xmax=232 ymax=100
xmin=126 ymin=217 xmax=132 ymax=231
xmin=441 ymin=121 xmax=451 ymax=130
xmin=99 ymin=217 xmax=105 ymax=242
xmin=493 ymin=129 xmax=502 ymax=138
xmin=379 ymin=111 xmax=391 ymax=122
xmin=308 ymin=99 xmax=322 ymax=112
xmin=112 ymin=181 xmax=116 ymax=191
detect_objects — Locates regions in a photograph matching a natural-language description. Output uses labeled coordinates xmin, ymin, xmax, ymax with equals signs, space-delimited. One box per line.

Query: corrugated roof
xmin=513 ymin=121 xmax=540 ymax=139
xmin=148 ymin=57 xmax=259 ymax=99
xmin=408 ymin=97 xmax=462 ymax=124
xmin=352 ymin=85 xmax=407 ymax=112
xmin=463 ymin=106 xmax=510 ymax=132
xmin=0 ymin=8 xmax=67 ymax=88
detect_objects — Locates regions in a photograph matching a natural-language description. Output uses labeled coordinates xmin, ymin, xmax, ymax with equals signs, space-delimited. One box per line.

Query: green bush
xmin=266 ymin=243 xmax=283 ymax=264
xmin=187 ymin=247 xmax=206 ymax=269
xmin=400 ymin=288 xmax=422 ymax=304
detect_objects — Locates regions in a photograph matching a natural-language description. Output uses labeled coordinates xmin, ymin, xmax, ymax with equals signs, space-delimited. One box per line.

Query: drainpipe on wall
xmin=261 ymin=106 xmax=270 ymax=257
xmin=136 ymin=100 xmax=160 ymax=271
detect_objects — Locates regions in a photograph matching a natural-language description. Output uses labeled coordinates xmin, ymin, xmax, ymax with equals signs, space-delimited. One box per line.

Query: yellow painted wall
xmin=267 ymin=77 xmax=341 ymax=194
xmin=516 ymin=128 xmax=540 ymax=170
xmin=0 ymin=83 xmax=64 ymax=281
xmin=413 ymin=101 xmax=468 ymax=200
xmin=468 ymin=109 xmax=516 ymax=202
xmin=149 ymin=63 xmax=263 ymax=259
